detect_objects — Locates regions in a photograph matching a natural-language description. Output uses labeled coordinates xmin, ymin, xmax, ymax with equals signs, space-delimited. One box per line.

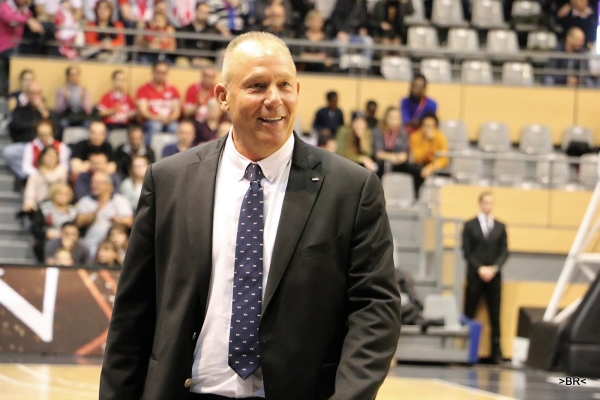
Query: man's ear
xmin=215 ymin=83 xmax=229 ymax=112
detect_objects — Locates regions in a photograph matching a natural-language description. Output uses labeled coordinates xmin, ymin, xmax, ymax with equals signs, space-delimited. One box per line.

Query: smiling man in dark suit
xmin=462 ymin=191 xmax=509 ymax=364
xmin=99 ymin=31 xmax=401 ymax=400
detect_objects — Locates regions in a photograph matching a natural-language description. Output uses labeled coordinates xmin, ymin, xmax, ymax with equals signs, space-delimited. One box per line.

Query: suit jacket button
xmin=184 ymin=378 xmax=192 ymax=388
xmin=192 ymin=331 xmax=198 ymax=341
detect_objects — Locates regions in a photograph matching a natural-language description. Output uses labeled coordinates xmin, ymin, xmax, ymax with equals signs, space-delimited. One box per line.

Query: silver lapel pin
xmin=311 ymin=177 xmax=319 ymax=182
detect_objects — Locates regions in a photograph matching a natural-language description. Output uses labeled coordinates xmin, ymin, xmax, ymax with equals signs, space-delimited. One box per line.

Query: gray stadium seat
xmin=478 ymin=122 xmax=511 ymax=152
xmin=339 ymin=54 xmax=371 ymax=70
xmin=420 ymin=58 xmax=452 ymax=83
xmin=439 ymin=119 xmax=469 ymax=150
xmin=381 ymin=172 xmax=415 ymax=207
xmin=381 ymin=56 xmax=413 ymax=81
xmin=151 ymin=133 xmax=178 ymax=161
xmin=0 ymin=97 xmax=7 ymax=119
xmin=493 ymin=152 xmax=528 ymax=186
xmin=511 ymin=0 xmax=542 ymax=31
xmin=536 ymin=152 xmax=570 ymax=187
xmin=527 ymin=31 xmax=558 ymax=50
xmin=108 ymin=129 xmax=128 ymax=149
xmin=562 ymin=126 xmax=594 ymax=151
xmin=579 ymin=153 xmax=599 ymax=189
xmin=461 ymin=60 xmax=493 ymax=84
xmin=447 ymin=28 xmax=480 ymax=53
xmin=471 ymin=0 xmax=508 ymax=29
xmin=404 ymin=0 xmax=429 ymax=26
xmin=407 ymin=26 xmax=440 ymax=50
xmin=502 ymin=62 xmax=534 ymax=86
xmin=432 ymin=0 xmax=468 ymax=27
xmin=486 ymin=29 xmax=519 ymax=54
xmin=519 ymin=124 xmax=552 ymax=154
xmin=450 ymin=149 xmax=485 ymax=183
xmin=62 ymin=127 xmax=88 ymax=145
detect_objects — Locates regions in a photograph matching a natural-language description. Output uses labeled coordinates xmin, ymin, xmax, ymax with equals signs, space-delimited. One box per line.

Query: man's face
xmin=366 ymin=103 xmax=377 ymax=117
xmin=89 ymin=154 xmax=109 ymax=173
xmin=410 ymin=78 xmax=425 ymax=98
xmin=128 ymin=129 xmax=144 ymax=150
xmin=152 ymin=64 xmax=169 ymax=86
xmin=216 ymin=40 xmax=299 ymax=158
xmin=177 ymin=123 xmax=196 ymax=148
xmin=21 ymin=72 xmax=34 ymax=91
xmin=37 ymin=124 xmax=54 ymax=146
xmin=328 ymin=95 xmax=338 ymax=108
xmin=62 ymin=226 xmax=79 ymax=242
xmin=201 ymin=68 xmax=216 ymax=90
xmin=113 ymin=72 xmax=126 ymax=92
xmin=27 ymin=82 xmax=43 ymax=104
xmin=67 ymin=67 xmax=80 ymax=86
xmin=196 ymin=3 xmax=209 ymax=22
xmin=88 ymin=123 xmax=107 ymax=146
xmin=91 ymin=173 xmax=112 ymax=196
xmin=479 ymin=195 xmax=494 ymax=215
xmin=567 ymin=30 xmax=585 ymax=51
xmin=269 ymin=5 xmax=286 ymax=28
xmin=53 ymin=186 xmax=71 ymax=206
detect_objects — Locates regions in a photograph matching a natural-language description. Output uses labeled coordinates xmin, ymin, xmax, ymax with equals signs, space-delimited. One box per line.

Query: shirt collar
xmin=572 ymin=7 xmax=593 ymax=18
xmin=477 ymin=212 xmax=493 ymax=223
xmin=224 ymin=130 xmax=295 ymax=183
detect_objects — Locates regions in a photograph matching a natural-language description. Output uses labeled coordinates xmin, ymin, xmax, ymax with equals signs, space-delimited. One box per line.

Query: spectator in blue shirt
xmin=543 ymin=27 xmax=594 ymax=87
xmin=162 ymin=120 xmax=196 ymax=158
xmin=312 ymin=91 xmax=345 ymax=139
xmin=400 ymin=74 xmax=437 ymax=133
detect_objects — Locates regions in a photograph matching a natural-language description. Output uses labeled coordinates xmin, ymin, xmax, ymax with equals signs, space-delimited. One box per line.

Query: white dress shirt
xmin=190 ymin=132 xmax=294 ymax=397
xmin=477 ymin=212 xmax=494 ymax=238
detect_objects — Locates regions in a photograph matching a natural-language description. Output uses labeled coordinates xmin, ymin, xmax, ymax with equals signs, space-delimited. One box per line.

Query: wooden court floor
xmin=0 ymin=363 xmax=516 ymax=400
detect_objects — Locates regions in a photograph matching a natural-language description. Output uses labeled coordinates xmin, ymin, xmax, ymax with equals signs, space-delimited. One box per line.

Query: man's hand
xmin=26 ymin=18 xmax=45 ymax=34
xmin=478 ymin=266 xmax=498 ymax=282
xmin=557 ymin=3 xmax=571 ymax=18
xmin=381 ymin=21 xmax=392 ymax=31
xmin=394 ymin=152 xmax=407 ymax=164
xmin=421 ymin=164 xmax=434 ymax=178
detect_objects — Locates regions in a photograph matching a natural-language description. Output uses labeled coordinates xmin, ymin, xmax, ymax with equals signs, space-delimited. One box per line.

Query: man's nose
xmin=264 ymin=85 xmax=283 ymax=108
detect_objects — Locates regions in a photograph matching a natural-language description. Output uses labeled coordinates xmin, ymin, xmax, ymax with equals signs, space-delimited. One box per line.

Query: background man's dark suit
xmin=462 ymin=217 xmax=509 ymax=359
xmin=99 ymin=134 xmax=402 ymax=400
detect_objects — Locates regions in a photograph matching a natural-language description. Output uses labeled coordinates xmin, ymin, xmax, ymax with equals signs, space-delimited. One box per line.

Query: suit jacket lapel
xmin=263 ymin=136 xmax=323 ymax=314
xmin=186 ymin=137 xmax=227 ymax=315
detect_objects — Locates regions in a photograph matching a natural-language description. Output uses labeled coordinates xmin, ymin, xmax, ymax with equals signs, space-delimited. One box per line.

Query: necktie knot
xmin=244 ymin=163 xmax=264 ymax=183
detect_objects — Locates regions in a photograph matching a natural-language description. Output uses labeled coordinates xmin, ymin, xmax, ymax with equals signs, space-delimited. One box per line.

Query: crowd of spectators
xmin=1 ymin=0 xmax=597 ymax=93
xmin=3 ymin=61 xmax=232 ymax=268
xmin=316 ymin=75 xmax=448 ymax=196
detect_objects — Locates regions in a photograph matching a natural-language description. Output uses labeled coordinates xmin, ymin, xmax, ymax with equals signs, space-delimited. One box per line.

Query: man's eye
xmin=251 ymin=83 xmax=264 ymax=88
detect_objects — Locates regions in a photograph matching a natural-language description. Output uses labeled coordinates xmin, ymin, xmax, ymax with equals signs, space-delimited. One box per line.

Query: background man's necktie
xmin=228 ymin=163 xmax=264 ymax=380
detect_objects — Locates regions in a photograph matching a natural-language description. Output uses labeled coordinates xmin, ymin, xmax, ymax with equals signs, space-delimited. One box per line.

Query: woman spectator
xmin=8 ymin=69 xmax=34 ymax=112
xmin=83 ymin=0 xmax=126 ymax=63
xmin=409 ymin=113 xmax=449 ymax=180
xmin=369 ymin=0 xmax=412 ymax=46
xmin=107 ymin=223 xmax=129 ymax=261
xmin=138 ymin=11 xmax=176 ymax=64
xmin=30 ymin=183 xmax=77 ymax=261
xmin=92 ymin=239 xmax=122 ymax=268
xmin=336 ymin=111 xmax=377 ymax=173
xmin=55 ymin=66 xmax=93 ymax=128
xmin=22 ymin=146 xmax=68 ymax=212
xmin=295 ymin=10 xmax=333 ymax=73
xmin=194 ymin=98 xmax=224 ymax=145
xmin=119 ymin=155 xmax=149 ymax=211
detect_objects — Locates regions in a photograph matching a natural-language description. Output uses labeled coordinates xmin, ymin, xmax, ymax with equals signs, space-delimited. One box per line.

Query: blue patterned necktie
xmin=229 ymin=163 xmax=264 ymax=380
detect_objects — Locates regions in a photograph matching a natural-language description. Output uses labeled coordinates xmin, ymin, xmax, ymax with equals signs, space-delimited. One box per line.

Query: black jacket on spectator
xmin=8 ymin=105 xmax=59 ymax=143
xmin=114 ymin=144 xmax=156 ymax=179
xmin=543 ymin=43 xmax=593 ymax=86
xmin=176 ymin=23 xmax=222 ymax=60
xmin=71 ymin=139 xmax=114 ymax=161
xmin=45 ymin=238 xmax=91 ymax=266
xmin=558 ymin=9 xmax=597 ymax=45
xmin=328 ymin=0 xmax=369 ymax=36
xmin=368 ymin=0 xmax=411 ymax=39
xmin=313 ymin=107 xmax=344 ymax=137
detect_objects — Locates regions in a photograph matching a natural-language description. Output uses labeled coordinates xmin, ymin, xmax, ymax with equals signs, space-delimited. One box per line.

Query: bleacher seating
xmin=440 ymin=120 xmax=469 ymax=150
xmin=381 ymin=56 xmax=414 ymax=81
xmin=420 ymin=58 xmax=452 ymax=83
xmin=519 ymin=124 xmax=553 ymax=154
xmin=447 ymin=28 xmax=480 ymax=54
xmin=536 ymin=153 xmax=570 ymax=188
xmin=108 ymin=129 xmax=128 ymax=149
xmin=562 ymin=126 xmax=594 ymax=152
xmin=493 ymin=152 xmax=528 ymax=186
xmin=579 ymin=154 xmax=599 ymax=189
xmin=407 ymin=26 xmax=440 ymax=54
xmin=382 ymin=173 xmax=415 ymax=207
xmin=404 ymin=0 xmax=429 ymax=26
xmin=62 ymin=127 xmax=89 ymax=145
xmin=478 ymin=122 xmax=511 ymax=152
xmin=502 ymin=62 xmax=534 ymax=86
xmin=461 ymin=60 xmax=493 ymax=84
xmin=486 ymin=30 xmax=520 ymax=55
xmin=471 ymin=0 xmax=508 ymax=29
xmin=432 ymin=0 xmax=468 ymax=28
xmin=450 ymin=149 xmax=486 ymax=184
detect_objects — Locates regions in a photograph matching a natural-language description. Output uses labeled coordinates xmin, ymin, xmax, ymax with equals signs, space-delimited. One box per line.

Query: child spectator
xmin=93 ymin=239 xmax=122 ymax=268
xmin=119 ymin=155 xmax=148 ymax=210
xmin=23 ymin=146 xmax=69 ymax=211
xmin=83 ymin=0 xmax=126 ymax=63
xmin=97 ymin=70 xmax=137 ymax=131
xmin=107 ymin=223 xmax=129 ymax=261
xmin=53 ymin=247 xmax=75 ymax=266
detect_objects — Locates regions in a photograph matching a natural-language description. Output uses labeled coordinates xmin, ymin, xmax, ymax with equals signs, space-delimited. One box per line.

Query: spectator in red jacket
xmin=97 ymin=70 xmax=137 ymax=131
xmin=183 ymin=66 xmax=217 ymax=123
xmin=83 ymin=0 xmax=126 ymax=63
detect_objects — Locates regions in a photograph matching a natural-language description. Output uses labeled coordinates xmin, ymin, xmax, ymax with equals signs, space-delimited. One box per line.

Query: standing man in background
xmin=462 ymin=191 xmax=509 ymax=364
xmin=100 ymin=31 xmax=401 ymax=400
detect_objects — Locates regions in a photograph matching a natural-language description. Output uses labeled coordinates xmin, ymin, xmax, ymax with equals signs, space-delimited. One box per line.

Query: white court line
xmin=433 ymin=378 xmax=519 ymax=400
xmin=0 ymin=372 xmax=97 ymax=397
xmin=16 ymin=364 xmax=99 ymax=389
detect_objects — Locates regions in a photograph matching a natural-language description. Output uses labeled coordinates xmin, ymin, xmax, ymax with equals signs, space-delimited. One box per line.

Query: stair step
xmin=0 ymin=175 xmax=14 ymax=191
xmin=0 ymin=206 xmax=21 ymax=224
xmin=0 ymin=222 xmax=31 ymax=238
xmin=0 ymin=239 xmax=34 ymax=260
xmin=0 ymin=190 xmax=23 ymax=205
xmin=0 ymin=257 xmax=37 ymax=265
